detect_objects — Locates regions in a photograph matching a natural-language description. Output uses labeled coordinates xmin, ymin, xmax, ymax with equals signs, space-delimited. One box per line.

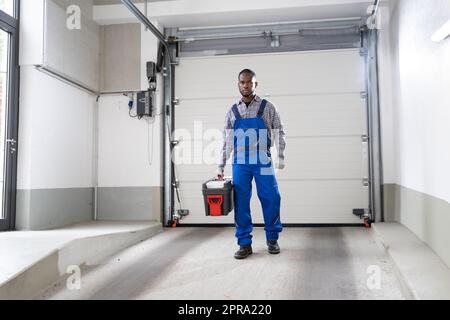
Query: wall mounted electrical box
xmin=137 ymin=90 xmax=153 ymax=117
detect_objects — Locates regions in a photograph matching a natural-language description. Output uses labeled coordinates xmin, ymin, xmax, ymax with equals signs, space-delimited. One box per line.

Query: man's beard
xmin=241 ymin=91 xmax=255 ymax=98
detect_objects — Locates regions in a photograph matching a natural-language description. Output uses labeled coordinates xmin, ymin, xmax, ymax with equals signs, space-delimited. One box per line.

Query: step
xmin=0 ymin=221 xmax=162 ymax=300
xmin=372 ymin=222 xmax=450 ymax=300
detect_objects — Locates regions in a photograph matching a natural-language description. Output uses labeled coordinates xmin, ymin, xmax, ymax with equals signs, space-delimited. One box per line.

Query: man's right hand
xmin=275 ymin=158 xmax=285 ymax=170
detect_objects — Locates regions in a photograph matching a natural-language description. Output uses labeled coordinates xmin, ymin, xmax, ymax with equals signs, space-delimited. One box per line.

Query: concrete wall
xmin=379 ymin=0 xmax=450 ymax=267
xmin=100 ymin=23 xmax=141 ymax=92
xmin=44 ymin=0 xmax=100 ymax=91
xmin=97 ymin=24 xmax=164 ymax=222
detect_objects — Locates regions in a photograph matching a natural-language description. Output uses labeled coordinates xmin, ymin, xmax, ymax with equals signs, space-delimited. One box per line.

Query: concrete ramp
xmin=0 ymin=221 xmax=162 ymax=300
xmin=372 ymin=223 xmax=450 ymax=300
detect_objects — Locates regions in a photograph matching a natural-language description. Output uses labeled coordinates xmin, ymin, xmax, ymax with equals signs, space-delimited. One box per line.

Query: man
xmin=217 ymin=69 xmax=286 ymax=259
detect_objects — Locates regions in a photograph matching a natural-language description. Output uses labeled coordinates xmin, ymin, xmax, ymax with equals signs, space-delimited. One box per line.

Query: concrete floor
xmin=37 ymin=227 xmax=404 ymax=300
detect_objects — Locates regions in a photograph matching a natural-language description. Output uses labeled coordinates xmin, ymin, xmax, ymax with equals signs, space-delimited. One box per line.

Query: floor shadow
xmin=87 ymin=228 xmax=227 ymax=300
xmin=290 ymin=227 xmax=360 ymax=300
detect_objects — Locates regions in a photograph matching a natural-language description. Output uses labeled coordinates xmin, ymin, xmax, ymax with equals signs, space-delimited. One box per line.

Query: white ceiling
xmin=94 ymin=0 xmax=384 ymax=28
xmin=93 ymin=0 xmax=172 ymax=5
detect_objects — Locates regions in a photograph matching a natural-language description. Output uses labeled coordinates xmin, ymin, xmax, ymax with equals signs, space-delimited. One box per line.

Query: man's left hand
xmin=275 ymin=159 xmax=285 ymax=170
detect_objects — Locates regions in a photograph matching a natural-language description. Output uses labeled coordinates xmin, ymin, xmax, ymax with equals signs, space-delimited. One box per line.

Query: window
xmin=0 ymin=0 xmax=18 ymax=231
xmin=0 ymin=29 xmax=8 ymax=221
xmin=0 ymin=0 xmax=14 ymax=17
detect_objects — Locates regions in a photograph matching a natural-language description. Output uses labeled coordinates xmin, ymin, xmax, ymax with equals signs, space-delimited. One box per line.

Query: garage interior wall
xmin=16 ymin=0 xmax=99 ymax=230
xmin=379 ymin=0 xmax=450 ymax=267
xmin=17 ymin=1 xmax=164 ymax=229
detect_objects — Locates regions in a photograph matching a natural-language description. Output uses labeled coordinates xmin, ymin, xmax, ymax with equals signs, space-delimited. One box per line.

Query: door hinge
xmin=361 ymin=135 xmax=369 ymax=143
xmin=360 ymin=91 xmax=368 ymax=99
xmin=170 ymin=58 xmax=180 ymax=66
xmin=172 ymin=180 xmax=180 ymax=188
xmin=6 ymin=139 xmax=17 ymax=154
xmin=362 ymin=178 xmax=370 ymax=187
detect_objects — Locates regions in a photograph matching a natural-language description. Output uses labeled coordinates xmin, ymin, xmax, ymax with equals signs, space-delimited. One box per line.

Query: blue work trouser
xmin=233 ymin=164 xmax=283 ymax=246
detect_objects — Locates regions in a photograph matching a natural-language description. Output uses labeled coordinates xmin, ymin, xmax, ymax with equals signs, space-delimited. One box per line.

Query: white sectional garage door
xmin=174 ymin=49 xmax=369 ymax=224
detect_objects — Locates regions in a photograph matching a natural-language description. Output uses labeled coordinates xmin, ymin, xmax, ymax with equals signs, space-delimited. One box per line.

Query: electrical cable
xmin=129 ymin=109 xmax=138 ymax=118
xmin=127 ymin=92 xmax=138 ymax=118
xmin=147 ymin=116 xmax=155 ymax=166
xmin=165 ymin=110 xmax=185 ymax=212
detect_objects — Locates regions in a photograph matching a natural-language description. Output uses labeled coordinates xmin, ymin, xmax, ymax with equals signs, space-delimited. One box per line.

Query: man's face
xmin=238 ymin=73 xmax=258 ymax=98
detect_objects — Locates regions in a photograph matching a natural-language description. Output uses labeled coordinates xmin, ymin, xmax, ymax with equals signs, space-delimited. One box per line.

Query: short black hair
xmin=239 ymin=69 xmax=256 ymax=80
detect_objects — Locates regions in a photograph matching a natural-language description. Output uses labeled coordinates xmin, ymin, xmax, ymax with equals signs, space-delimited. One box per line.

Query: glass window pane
xmin=0 ymin=0 xmax=14 ymax=17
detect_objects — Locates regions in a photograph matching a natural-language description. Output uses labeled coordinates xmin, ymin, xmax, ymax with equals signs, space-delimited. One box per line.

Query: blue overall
xmin=232 ymin=100 xmax=283 ymax=246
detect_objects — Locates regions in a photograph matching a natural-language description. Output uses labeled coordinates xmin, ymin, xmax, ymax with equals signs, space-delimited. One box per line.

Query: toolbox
xmin=202 ymin=178 xmax=234 ymax=216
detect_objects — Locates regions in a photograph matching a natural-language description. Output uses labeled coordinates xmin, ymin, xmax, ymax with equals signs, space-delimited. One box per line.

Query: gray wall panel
xmin=16 ymin=188 xmax=94 ymax=230
xmin=383 ymin=184 xmax=450 ymax=268
xmin=44 ymin=0 xmax=100 ymax=90
xmin=98 ymin=187 xmax=162 ymax=221
xmin=100 ymin=23 xmax=141 ymax=92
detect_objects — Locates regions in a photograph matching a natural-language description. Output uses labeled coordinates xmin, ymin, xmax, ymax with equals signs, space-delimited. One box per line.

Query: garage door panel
xmin=277 ymin=96 xmax=367 ymax=137
xmin=176 ymin=50 xmax=365 ymax=100
xmin=175 ymin=99 xmax=230 ymax=126
xmin=176 ymin=164 xmax=222 ymax=182
xmin=278 ymin=180 xmax=368 ymax=206
xmin=178 ymin=179 xmax=367 ymax=224
xmin=280 ymin=210 xmax=363 ymax=224
xmin=278 ymin=164 xmax=364 ymax=180
xmin=252 ymin=207 xmax=363 ymax=224
xmin=174 ymin=120 xmax=224 ymax=137
xmin=176 ymin=94 xmax=367 ymax=137
xmin=174 ymin=146 xmax=366 ymax=181
xmin=175 ymin=49 xmax=369 ymax=224
xmin=278 ymin=136 xmax=367 ymax=180
xmin=285 ymin=137 xmax=365 ymax=163
xmin=250 ymin=180 xmax=367 ymax=223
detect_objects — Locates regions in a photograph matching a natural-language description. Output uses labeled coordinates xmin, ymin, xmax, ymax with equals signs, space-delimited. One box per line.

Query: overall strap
xmin=257 ymin=100 xmax=268 ymax=118
xmin=231 ymin=104 xmax=241 ymax=120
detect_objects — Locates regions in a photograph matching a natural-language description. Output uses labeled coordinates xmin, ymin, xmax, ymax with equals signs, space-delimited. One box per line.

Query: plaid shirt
xmin=218 ymin=95 xmax=286 ymax=169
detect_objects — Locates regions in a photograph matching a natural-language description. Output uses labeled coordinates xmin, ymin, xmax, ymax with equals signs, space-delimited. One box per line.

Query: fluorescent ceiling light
xmin=431 ymin=19 xmax=450 ymax=43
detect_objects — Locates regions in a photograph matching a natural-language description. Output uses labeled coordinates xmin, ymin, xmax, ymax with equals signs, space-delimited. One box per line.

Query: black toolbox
xmin=202 ymin=179 xmax=234 ymax=216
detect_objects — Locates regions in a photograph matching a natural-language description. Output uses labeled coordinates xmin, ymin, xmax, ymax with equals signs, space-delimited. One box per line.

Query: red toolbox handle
xmin=208 ymin=195 xmax=223 ymax=216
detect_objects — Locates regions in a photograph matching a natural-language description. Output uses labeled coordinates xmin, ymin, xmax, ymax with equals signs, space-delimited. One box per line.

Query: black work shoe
xmin=234 ymin=245 xmax=253 ymax=259
xmin=267 ymin=240 xmax=280 ymax=254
